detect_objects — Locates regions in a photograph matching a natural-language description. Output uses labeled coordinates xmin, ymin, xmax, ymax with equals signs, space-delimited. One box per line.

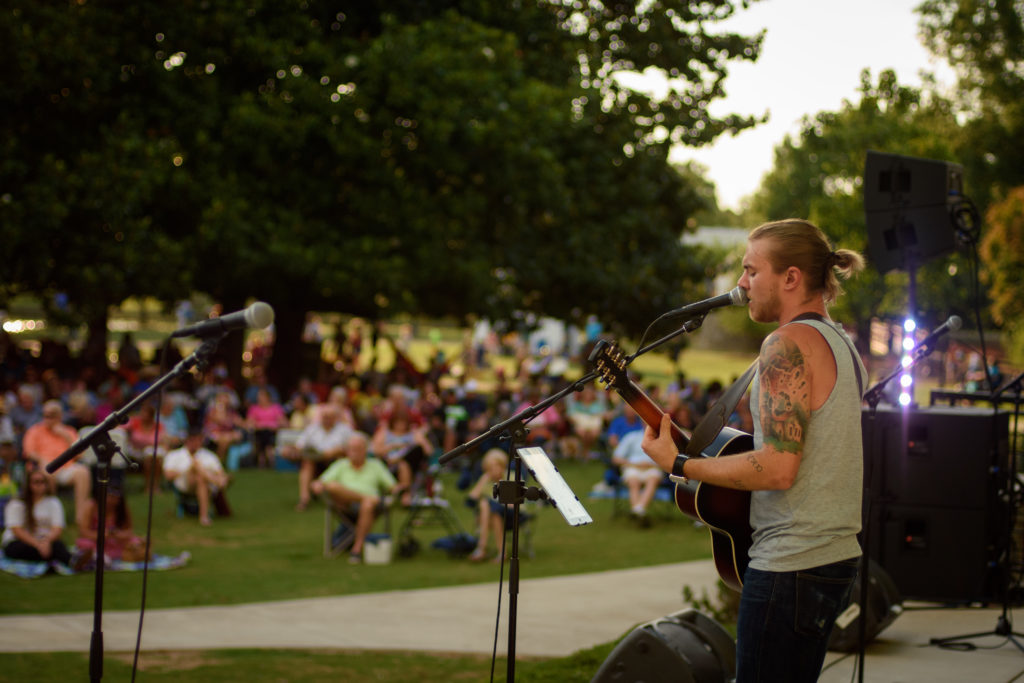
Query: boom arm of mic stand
xmin=631 ymin=316 xmax=705 ymax=362
xmin=438 ymin=371 xmax=598 ymax=466
xmin=47 ymin=335 xmax=224 ymax=474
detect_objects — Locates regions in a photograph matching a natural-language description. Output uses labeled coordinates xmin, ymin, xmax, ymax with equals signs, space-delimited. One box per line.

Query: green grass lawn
xmin=0 ymin=460 xmax=716 ymax=681
xmin=2 ymin=461 xmax=711 ymax=615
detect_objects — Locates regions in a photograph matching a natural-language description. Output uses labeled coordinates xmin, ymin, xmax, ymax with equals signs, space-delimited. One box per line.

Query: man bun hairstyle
xmin=749 ymin=218 xmax=865 ymax=304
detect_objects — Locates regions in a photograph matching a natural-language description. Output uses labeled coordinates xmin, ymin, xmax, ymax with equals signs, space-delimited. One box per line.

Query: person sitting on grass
xmin=163 ymin=429 xmax=231 ymax=527
xmin=466 ymin=448 xmax=510 ymax=563
xmin=1 ymin=467 xmax=76 ymax=570
xmin=75 ymin=475 xmax=146 ymax=566
xmin=310 ymin=432 xmax=398 ymax=565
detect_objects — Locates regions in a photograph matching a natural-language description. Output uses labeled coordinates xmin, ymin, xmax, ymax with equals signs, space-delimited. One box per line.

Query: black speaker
xmin=863 ymin=150 xmax=964 ymax=273
xmin=864 ymin=405 xmax=1010 ymax=509
xmin=592 ymin=609 xmax=735 ymax=683
xmin=863 ymin=406 xmax=1010 ymax=602
xmin=828 ymin=559 xmax=903 ymax=652
xmin=872 ymin=504 xmax=1002 ymax=602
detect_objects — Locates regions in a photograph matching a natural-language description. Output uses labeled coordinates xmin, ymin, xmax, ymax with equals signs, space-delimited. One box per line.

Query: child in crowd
xmin=75 ymin=476 xmax=146 ymax=566
xmin=466 ymin=448 xmax=509 ymax=563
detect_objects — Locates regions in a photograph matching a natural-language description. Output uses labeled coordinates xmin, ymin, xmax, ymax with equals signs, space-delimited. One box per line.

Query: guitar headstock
xmin=588 ymin=340 xmax=630 ymax=393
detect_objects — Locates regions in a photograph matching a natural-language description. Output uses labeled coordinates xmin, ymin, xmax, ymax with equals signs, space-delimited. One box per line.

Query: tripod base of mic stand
xmin=930 ymin=615 xmax=1024 ymax=654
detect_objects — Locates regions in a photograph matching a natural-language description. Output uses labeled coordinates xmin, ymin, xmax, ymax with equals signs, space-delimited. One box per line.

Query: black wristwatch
xmin=669 ymin=454 xmax=690 ymax=484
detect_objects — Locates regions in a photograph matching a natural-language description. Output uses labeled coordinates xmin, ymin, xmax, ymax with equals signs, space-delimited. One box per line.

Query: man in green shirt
xmin=311 ymin=432 xmax=397 ymax=563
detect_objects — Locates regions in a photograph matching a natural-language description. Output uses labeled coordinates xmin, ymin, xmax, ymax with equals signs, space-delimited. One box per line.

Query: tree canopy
xmin=1 ymin=0 xmax=764 ymax=386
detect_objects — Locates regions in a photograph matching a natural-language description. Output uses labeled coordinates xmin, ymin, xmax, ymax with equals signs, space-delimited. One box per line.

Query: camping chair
xmin=322 ymin=495 xmax=392 ymax=559
xmin=396 ymin=493 xmax=470 ymax=558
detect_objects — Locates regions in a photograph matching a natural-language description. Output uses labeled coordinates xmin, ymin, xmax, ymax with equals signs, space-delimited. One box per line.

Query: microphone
xmin=916 ymin=315 xmax=962 ymax=349
xmin=664 ymin=286 xmax=749 ymax=319
xmin=170 ymin=302 xmax=275 ymax=338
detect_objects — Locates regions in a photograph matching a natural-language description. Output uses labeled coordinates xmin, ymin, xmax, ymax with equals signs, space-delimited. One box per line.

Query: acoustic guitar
xmin=590 ymin=340 xmax=754 ymax=591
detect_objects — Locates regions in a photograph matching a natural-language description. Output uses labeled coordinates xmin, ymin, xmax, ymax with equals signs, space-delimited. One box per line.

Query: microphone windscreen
xmin=730 ymin=287 xmax=749 ymax=306
xmin=246 ymin=302 xmax=275 ymax=330
xmin=948 ymin=315 xmax=962 ymax=332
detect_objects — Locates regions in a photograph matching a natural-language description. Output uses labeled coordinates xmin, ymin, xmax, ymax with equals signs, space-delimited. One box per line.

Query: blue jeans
xmin=735 ymin=557 xmax=859 ymax=683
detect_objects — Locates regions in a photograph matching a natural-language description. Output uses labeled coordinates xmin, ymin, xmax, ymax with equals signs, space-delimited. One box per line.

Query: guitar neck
xmin=615 ymin=380 xmax=690 ymax=452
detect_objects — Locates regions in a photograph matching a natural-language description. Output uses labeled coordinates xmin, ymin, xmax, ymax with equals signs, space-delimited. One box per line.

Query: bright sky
xmin=665 ymin=0 xmax=956 ymax=211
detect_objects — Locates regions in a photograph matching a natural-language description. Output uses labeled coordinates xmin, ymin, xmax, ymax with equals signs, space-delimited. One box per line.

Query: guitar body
xmin=674 ymin=427 xmax=754 ymax=592
xmin=590 ymin=340 xmax=755 ymax=592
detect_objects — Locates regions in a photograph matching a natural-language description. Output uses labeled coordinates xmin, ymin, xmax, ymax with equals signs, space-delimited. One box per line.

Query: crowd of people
xmin=0 ymin=321 xmax=768 ymax=570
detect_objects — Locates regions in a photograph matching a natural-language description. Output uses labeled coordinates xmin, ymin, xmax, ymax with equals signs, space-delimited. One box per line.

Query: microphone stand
xmin=856 ymin=338 xmax=948 ymax=682
xmin=440 ymin=373 xmax=595 ymax=682
xmin=47 ymin=334 xmax=224 ymax=683
xmin=437 ymin=316 xmax=706 ymax=681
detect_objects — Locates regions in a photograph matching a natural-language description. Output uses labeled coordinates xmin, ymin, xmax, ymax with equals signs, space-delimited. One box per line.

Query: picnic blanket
xmin=0 ymin=551 xmax=191 ymax=579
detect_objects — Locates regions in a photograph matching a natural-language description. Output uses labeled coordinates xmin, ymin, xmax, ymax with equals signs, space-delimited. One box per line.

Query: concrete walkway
xmin=2 ymin=559 xmax=1024 ymax=681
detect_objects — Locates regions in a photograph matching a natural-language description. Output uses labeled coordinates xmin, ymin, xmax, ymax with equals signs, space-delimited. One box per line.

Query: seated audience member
xmin=312 ymin=385 xmax=356 ymax=429
xmin=242 ymin=365 xmax=281 ymax=408
xmin=466 ymin=449 xmax=510 ymax=563
xmin=163 ymin=429 xmax=230 ymax=526
xmin=611 ymin=429 xmax=664 ymax=524
xmin=124 ymin=402 xmax=169 ymax=491
xmin=245 ymin=388 xmax=287 ymax=468
xmin=289 ymin=405 xmax=353 ymax=511
xmin=562 ymin=383 xmax=609 ymax=460
xmin=1 ymin=469 xmax=74 ymax=568
xmin=22 ymin=400 xmax=91 ymax=527
xmin=9 ymin=385 xmax=43 ymax=445
xmin=202 ymin=392 xmax=246 ymax=463
xmin=603 ymin=401 xmax=644 ymax=453
xmin=371 ymin=411 xmax=433 ymax=505
xmin=75 ymin=476 xmax=145 ymax=565
xmin=310 ymin=432 xmax=398 ymax=564
xmin=286 ymin=392 xmax=315 ymax=430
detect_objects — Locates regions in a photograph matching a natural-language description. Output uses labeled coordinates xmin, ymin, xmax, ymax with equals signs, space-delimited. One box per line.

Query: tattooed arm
xmin=641 ymin=327 xmax=810 ymax=491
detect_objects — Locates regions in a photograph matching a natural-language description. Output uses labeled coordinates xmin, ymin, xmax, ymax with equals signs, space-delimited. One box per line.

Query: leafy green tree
xmin=918 ymin=0 xmax=1024 ymax=209
xmin=2 ymin=1 xmax=765 ymax=390
xmin=980 ymin=187 xmax=1024 ymax=359
xmin=746 ymin=69 xmax=969 ymax=346
xmin=919 ymin=0 xmax=1024 ymax=347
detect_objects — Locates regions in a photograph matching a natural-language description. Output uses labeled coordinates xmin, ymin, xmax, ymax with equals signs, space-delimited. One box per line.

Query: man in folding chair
xmin=310 ymin=432 xmax=398 ymax=564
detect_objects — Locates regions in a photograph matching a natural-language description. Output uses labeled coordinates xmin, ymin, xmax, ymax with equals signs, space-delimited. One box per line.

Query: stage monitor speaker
xmin=863 ymin=405 xmax=1009 ymax=510
xmin=863 ymin=406 xmax=1009 ymax=602
xmin=871 ymin=503 xmax=1002 ymax=603
xmin=592 ymin=609 xmax=735 ymax=683
xmin=863 ymin=150 xmax=963 ymax=273
xmin=828 ymin=559 xmax=903 ymax=652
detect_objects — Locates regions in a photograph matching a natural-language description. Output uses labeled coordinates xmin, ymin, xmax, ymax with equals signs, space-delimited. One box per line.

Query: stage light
xmin=899 ymin=317 xmax=916 ymax=406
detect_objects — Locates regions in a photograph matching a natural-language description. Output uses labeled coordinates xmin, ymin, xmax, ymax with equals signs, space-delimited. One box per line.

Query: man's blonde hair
xmin=749 ymin=218 xmax=865 ymax=303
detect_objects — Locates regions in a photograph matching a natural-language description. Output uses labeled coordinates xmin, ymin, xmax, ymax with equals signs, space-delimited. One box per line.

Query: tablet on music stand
xmin=517 ymin=447 xmax=593 ymax=527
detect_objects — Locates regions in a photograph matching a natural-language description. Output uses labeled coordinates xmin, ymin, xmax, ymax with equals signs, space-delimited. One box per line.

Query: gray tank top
xmin=747 ymin=317 xmax=865 ymax=572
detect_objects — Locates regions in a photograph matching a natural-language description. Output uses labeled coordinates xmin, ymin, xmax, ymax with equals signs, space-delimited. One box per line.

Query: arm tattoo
xmin=758 ymin=334 xmax=810 ymax=455
xmin=746 ymin=452 xmax=764 ymax=473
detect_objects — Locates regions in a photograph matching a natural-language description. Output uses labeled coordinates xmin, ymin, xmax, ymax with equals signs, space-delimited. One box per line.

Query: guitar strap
xmin=684 ymin=359 xmax=757 ymax=458
xmin=682 ymin=313 xmax=863 ymax=458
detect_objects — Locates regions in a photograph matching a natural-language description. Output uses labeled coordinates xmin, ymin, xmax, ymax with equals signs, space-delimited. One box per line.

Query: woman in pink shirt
xmin=245 ymin=388 xmax=287 ymax=468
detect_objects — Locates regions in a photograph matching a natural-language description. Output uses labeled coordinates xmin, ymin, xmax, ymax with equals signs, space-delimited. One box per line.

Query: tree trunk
xmin=81 ymin=309 xmax=110 ymax=373
xmin=267 ymin=303 xmax=309 ymax=400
